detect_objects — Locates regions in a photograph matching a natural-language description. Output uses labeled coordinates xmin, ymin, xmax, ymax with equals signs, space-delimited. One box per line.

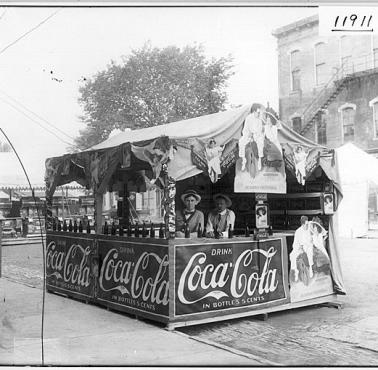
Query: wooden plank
xmin=167 ymin=294 xmax=340 ymax=330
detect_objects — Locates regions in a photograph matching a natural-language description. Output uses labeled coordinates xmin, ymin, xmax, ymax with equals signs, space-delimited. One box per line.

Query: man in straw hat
xmin=206 ymin=193 xmax=235 ymax=238
xmin=175 ymin=189 xmax=204 ymax=238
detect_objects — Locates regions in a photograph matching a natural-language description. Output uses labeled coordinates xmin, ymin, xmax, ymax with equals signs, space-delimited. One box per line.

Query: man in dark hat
xmin=175 ymin=189 xmax=204 ymax=238
xmin=206 ymin=193 xmax=235 ymax=238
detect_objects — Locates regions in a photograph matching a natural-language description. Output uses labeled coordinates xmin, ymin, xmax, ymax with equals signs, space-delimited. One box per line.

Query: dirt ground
xmin=1 ymin=237 xmax=378 ymax=365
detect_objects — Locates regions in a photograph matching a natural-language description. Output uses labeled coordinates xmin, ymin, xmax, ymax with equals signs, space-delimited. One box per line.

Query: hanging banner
xmin=96 ymin=238 xmax=169 ymax=318
xmin=289 ymin=219 xmax=334 ymax=302
xmin=234 ymin=112 xmax=286 ymax=193
xmin=174 ymin=238 xmax=289 ymax=318
xmin=46 ymin=233 xmax=96 ymax=299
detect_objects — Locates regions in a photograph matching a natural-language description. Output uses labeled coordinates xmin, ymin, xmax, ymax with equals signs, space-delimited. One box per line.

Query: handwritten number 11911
xmin=334 ymin=14 xmax=372 ymax=28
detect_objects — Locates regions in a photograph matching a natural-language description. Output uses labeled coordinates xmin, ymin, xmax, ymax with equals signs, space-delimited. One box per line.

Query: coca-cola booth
xmin=45 ymin=105 xmax=346 ymax=329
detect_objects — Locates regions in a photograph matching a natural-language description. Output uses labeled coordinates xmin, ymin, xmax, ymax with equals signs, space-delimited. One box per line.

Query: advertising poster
xmin=323 ymin=193 xmax=334 ymax=215
xmin=174 ymin=239 xmax=289 ymax=317
xmin=234 ymin=111 xmax=286 ymax=193
xmin=289 ymin=219 xmax=334 ymax=302
xmin=256 ymin=204 xmax=269 ymax=229
xmin=46 ymin=233 xmax=95 ymax=298
xmin=97 ymin=239 xmax=169 ymax=317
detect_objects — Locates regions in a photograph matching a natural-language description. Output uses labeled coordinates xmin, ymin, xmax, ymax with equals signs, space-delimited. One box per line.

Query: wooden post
xmin=94 ymin=190 xmax=103 ymax=234
xmin=162 ymin=163 xmax=176 ymax=239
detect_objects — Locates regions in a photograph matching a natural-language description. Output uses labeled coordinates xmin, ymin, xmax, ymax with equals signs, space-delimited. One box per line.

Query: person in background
xmin=175 ymin=189 xmax=204 ymax=238
xmin=206 ymin=193 xmax=235 ymax=238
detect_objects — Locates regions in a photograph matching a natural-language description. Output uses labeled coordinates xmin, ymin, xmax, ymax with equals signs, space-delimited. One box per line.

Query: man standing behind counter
xmin=206 ymin=193 xmax=235 ymax=238
xmin=175 ymin=189 xmax=204 ymax=238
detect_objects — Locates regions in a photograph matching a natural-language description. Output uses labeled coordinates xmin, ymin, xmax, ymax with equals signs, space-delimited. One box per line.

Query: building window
xmin=369 ymin=97 xmax=378 ymax=138
xmin=339 ymin=104 xmax=356 ymax=142
xmin=292 ymin=116 xmax=302 ymax=132
xmin=290 ymin=50 xmax=301 ymax=91
xmin=315 ymin=42 xmax=327 ymax=85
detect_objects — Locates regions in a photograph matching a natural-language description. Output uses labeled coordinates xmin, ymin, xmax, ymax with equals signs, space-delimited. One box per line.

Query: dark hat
xmin=181 ymin=189 xmax=201 ymax=204
xmin=213 ymin=193 xmax=232 ymax=208
xmin=256 ymin=206 xmax=267 ymax=216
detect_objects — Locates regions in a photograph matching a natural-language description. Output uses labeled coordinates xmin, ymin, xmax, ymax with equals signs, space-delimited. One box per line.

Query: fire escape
xmin=300 ymin=53 xmax=377 ymax=136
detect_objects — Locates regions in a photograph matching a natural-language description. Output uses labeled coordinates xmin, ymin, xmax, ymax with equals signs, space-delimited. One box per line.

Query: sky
xmin=0 ymin=5 xmax=316 ymax=184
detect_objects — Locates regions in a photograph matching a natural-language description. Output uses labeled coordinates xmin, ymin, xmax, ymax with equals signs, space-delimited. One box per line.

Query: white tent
xmin=335 ymin=143 xmax=378 ymax=238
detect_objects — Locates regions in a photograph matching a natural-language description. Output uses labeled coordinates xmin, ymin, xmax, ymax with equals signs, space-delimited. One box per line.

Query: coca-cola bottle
xmin=142 ymin=221 xmax=147 ymax=237
xmin=119 ymin=224 xmax=124 ymax=236
xmin=245 ymin=223 xmax=250 ymax=237
xmin=134 ymin=222 xmax=140 ymax=237
xmin=127 ymin=223 xmax=132 ymax=237
xmin=184 ymin=222 xmax=190 ymax=238
xmin=159 ymin=223 xmax=165 ymax=239
xmin=86 ymin=220 xmax=91 ymax=234
xmin=150 ymin=223 xmax=155 ymax=238
xmin=63 ymin=220 xmax=68 ymax=232
xmin=214 ymin=225 xmax=220 ymax=239
xmin=103 ymin=221 xmax=109 ymax=235
xmin=197 ymin=223 xmax=202 ymax=238
xmin=78 ymin=220 xmax=83 ymax=233
xmin=68 ymin=219 xmax=73 ymax=232
xmin=57 ymin=220 xmax=62 ymax=231
xmin=52 ymin=218 xmax=56 ymax=231
xmin=111 ymin=222 xmax=116 ymax=235
xmin=228 ymin=224 xmax=233 ymax=239
xmin=73 ymin=220 xmax=78 ymax=233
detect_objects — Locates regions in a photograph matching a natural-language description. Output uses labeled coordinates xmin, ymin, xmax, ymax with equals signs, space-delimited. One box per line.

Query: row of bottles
xmin=52 ymin=219 xmax=90 ymax=233
xmin=103 ymin=221 xmax=166 ymax=239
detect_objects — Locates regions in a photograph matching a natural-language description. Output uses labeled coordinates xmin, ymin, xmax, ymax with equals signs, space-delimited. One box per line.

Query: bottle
xmin=150 ymin=223 xmax=155 ymax=238
xmin=78 ymin=220 xmax=83 ymax=233
xmin=68 ymin=219 xmax=73 ymax=232
xmin=127 ymin=223 xmax=132 ymax=237
xmin=119 ymin=224 xmax=124 ymax=237
xmin=57 ymin=220 xmax=62 ymax=232
xmin=86 ymin=220 xmax=91 ymax=234
xmin=73 ymin=220 xmax=78 ymax=233
xmin=103 ymin=221 xmax=109 ymax=235
xmin=228 ymin=224 xmax=233 ymax=239
xmin=268 ymin=225 xmax=273 ymax=236
xmin=214 ymin=225 xmax=220 ymax=239
xmin=159 ymin=223 xmax=165 ymax=239
xmin=142 ymin=221 xmax=147 ymax=237
xmin=134 ymin=222 xmax=139 ymax=237
xmin=197 ymin=223 xmax=202 ymax=238
xmin=245 ymin=223 xmax=250 ymax=237
xmin=52 ymin=218 xmax=57 ymax=231
xmin=111 ymin=222 xmax=116 ymax=235
xmin=184 ymin=222 xmax=190 ymax=238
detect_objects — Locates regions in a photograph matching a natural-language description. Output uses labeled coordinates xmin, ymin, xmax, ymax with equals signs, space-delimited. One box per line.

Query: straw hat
xmin=213 ymin=193 xmax=232 ymax=208
xmin=181 ymin=189 xmax=201 ymax=204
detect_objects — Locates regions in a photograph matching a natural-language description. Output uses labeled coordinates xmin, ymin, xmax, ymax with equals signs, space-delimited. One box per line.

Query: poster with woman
xmin=289 ymin=216 xmax=334 ymax=303
xmin=256 ymin=205 xmax=268 ymax=229
xmin=324 ymin=193 xmax=334 ymax=215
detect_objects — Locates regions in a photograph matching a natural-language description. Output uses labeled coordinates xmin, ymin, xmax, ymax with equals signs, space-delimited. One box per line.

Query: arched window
xmin=314 ymin=42 xmax=327 ymax=85
xmin=338 ymin=103 xmax=356 ymax=142
xmin=290 ymin=50 xmax=301 ymax=91
xmin=369 ymin=97 xmax=378 ymax=138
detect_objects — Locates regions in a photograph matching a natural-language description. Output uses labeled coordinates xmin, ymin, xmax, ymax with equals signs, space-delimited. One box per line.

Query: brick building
xmin=272 ymin=14 xmax=378 ymax=156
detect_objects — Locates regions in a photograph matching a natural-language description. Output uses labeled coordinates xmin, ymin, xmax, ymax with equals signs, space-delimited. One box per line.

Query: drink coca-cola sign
xmin=174 ymin=239 xmax=289 ymax=316
xmin=46 ymin=234 xmax=94 ymax=297
xmin=97 ymin=239 xmax=169 ymax=317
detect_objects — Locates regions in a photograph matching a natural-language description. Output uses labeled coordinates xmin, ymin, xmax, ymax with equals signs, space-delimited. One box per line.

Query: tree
xmin=74 ymin=44 xmax=234 ymax=150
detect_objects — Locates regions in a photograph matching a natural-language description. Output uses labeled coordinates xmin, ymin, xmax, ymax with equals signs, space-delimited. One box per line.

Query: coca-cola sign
xmin=46 ymin=234 xmax=94 ymax=297
xmin=97 ymin=239 xmax=169 ymax=317
xmin=174 ymin=239 xmax=289 ymax=316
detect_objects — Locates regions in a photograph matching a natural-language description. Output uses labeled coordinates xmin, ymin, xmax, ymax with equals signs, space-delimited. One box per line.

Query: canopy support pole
xmin=162 ymin=163 xmax=176 ymax=239
xmin=94 ymin=189 xmax=103 ymax=235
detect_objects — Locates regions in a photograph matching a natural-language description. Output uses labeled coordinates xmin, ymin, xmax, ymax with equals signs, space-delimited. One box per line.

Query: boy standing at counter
xmin=175 ymin=189 xmax=204 ymax=238
xmin=206 ymin=193 xmax=235 ymax=238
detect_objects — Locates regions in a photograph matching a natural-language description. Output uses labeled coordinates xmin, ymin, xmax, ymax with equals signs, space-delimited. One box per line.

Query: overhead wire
xmin=0 ymin=96 xmax=75 ymax=147
xmin=0 ymin=88 xmax=75 ymax=141
xmin=0 ymin=9 xmax=60 ymax=56
xmin=0 ymin=127 xmax=46 ymax=365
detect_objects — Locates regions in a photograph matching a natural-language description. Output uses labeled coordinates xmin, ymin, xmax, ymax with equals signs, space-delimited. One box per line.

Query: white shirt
xmin=206 ymin=208 xmax=236 ymax=237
